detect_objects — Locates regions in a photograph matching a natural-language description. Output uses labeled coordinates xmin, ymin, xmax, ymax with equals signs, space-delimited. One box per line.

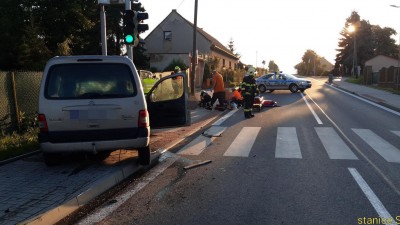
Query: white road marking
xmin=315 ymin=127 xmax=358 ymax=160
xmin=178 ymin=126 xmax=227 ymax=155
xmin=178 ymin=135 xmax=216 ymax=155
xmin=392 ymin=130 xmax=400 ymax=138
xmin=301 ymin=92 xmax=323 ymax=124
xmin=302 ymin=88 xmax=400 ymax=196
xmin=212 ymin=109 xmax=238 ymax=126
xmin=348 ymin=168 xmax=396 ymax=225
xmin=328 ymin=84 xmax=400 ymax=117
xmin=224 ymin=127 xmax=261 ymax=157
xmin=353 ymin=129 xmax=400 ymax=163
xmin=275 ymin=127 xmax=302 ymax=159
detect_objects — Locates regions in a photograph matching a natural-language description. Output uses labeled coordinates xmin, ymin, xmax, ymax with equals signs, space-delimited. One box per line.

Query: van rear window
xmin=45 ymin=63 xmax=137 ymax=99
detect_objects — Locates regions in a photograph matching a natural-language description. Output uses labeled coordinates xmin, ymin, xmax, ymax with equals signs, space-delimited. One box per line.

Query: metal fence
xmin=0 ymin=71 xmax=43 ymax=134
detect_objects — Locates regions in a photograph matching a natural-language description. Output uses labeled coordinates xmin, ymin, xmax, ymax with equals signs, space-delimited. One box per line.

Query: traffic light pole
xmin=125 ymin=0 xmax=133 ymax=60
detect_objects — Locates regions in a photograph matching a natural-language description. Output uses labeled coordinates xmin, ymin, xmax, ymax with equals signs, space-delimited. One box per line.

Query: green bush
xmin=163 ymin=58 xmax=188 ymax=72
xmin=0 ymin=111 xmax=39 ymax=161
xmin=0 ymin=128 xmax=39 ymax=161
xmin=347 ymin=76 xmax=364 ymax=85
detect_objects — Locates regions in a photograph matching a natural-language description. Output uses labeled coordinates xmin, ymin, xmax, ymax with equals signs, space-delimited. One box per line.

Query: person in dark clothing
xmin=240 ymin=67 xmax=259 ymax=118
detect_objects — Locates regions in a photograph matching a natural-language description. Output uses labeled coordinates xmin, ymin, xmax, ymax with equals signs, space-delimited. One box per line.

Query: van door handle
xmin=88 ymin=123 xmax=100 ymax=128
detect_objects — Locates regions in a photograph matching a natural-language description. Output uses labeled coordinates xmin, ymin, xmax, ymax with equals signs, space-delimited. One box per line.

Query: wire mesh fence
xmin=0 ymin=71 xmax=43 ymax=134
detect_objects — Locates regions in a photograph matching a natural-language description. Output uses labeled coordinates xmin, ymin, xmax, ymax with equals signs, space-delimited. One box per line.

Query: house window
xmin=229 ymin=61 xmax=232 ymax=69
xmin=164 ymin=31 xmax=172 ymax=41
xmin=222 ymin=59 xmax=226 ymax=67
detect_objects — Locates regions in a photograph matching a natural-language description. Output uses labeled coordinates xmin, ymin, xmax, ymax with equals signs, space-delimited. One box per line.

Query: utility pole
xmin=100 ymin=5 xmax=107 ymax=55
xmin=190 ymin=0 xmax=198 ymax=96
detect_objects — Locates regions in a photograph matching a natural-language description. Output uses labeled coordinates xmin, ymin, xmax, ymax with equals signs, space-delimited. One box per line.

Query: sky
xmin=140 ymin=0 xmax=400 ymax=74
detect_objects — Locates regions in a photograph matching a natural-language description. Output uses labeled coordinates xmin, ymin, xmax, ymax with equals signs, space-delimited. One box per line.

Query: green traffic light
xmin=125 ymin=34 xmax=134 ymax=44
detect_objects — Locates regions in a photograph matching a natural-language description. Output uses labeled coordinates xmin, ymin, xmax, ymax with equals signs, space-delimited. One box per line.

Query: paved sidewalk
xmin=330 ymin=77 xmax=400 ymax=113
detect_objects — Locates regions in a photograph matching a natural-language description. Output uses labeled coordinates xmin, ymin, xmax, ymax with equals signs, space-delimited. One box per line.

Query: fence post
xmin=11 ymin=72 xmax=21 ymax=133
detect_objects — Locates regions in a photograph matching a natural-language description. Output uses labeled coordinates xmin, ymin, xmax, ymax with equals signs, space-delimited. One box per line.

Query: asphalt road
xmin=78 ymin=79 xmax=400 ymax=225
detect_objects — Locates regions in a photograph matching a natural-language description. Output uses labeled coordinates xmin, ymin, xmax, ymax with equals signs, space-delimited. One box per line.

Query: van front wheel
xmin=138 ymin=146 xmax=151 ymax=165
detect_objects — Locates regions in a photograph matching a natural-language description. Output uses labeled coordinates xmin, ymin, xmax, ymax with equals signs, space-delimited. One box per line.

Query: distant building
xmin=365 ymin=55 xmax=399 ymax=72
xmin=144 ymin=9 xmax=240 ymax=88
xmin=319 ymin=57 xmax=334 ymax=72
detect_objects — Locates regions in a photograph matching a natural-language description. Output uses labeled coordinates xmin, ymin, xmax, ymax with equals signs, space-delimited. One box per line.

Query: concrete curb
xmin=21 ymin=163 xmax=137 ymax=225
xmin=0 ymin=150 xmax=41 ymax=166
xmin=21 ymin=110 xmax=222 ymax=225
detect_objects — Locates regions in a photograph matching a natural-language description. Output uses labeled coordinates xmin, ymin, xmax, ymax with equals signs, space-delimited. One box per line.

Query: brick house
xmin=144 ymin=9 xmax=240 ymax=88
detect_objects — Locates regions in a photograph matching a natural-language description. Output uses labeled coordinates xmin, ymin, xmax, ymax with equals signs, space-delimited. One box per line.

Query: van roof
xmin=47 ymin=55 xmax=132 ymax=64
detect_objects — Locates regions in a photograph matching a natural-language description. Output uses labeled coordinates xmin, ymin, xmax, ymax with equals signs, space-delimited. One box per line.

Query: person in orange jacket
xmin=231 ymin=87 xmax=243 ymax=108
xmin=206 ymin=70 xmax=226 ymax=110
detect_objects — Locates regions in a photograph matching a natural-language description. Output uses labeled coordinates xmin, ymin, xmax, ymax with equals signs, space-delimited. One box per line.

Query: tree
xmin=335 ymin=11 xmax=397 ymax=76
xmin=268 ymin=60 xmax=279 ymax=73
xmin=0 ymin=0 xmax=26 ymax=70
xmin=163 ymin=58 xmax=188 ymax=72
xmin=372 ymin=25 xmax=398 ymax=58
xmin=0 ymin=0 xmax=150 ymax=70
xmin=295 ymin=49 xmax=332 ymax=76
xmin=17 ymin=25 xmax=51 ymax=70
xmin=227 ymin=37 xmax=241 ymax=59
xmin=261 ymin=60 xmax=266 ymax=74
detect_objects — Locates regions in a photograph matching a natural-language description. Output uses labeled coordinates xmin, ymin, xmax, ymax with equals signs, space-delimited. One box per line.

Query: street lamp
xmin=348 ymin=24 xmax=357 ymax=78
xmin=390 ymin=5 xmax=400 ymax=90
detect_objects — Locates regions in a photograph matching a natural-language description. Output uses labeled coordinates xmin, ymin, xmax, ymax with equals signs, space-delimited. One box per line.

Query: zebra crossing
xmin=178 ymin=126 xmax=400 ymax=163
xmin=275 ymin=127 xmax=302 ymax=159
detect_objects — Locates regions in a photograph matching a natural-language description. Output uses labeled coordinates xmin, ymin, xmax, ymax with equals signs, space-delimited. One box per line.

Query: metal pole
xmin=190 ymin=0 xmax=198 ymax=96
xmin=397 ymin=31 xmax=400 ymax=90
xmin=100 ymin=4 xmax=107 ymax=55
xmin=390 ymin=5 xmax=400 ymax=89
xmin=352 ymin=34 xmax=355 ymax=77
xmin=354 ymin=32 xmax=358 ymax=79
xmin=125 ymin=0 xmax=133 ymax=60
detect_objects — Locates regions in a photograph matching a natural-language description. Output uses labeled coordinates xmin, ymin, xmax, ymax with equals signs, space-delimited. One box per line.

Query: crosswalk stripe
xmin=178 ymin=135 xmax=216 ymax=155
xmin=275 ymin=127 xmax=302 ymax=158
xmin=392 ymin=131 xmax=400 ymax=138
xmin=224 ymin=127 xmax=261 ymax=157
xmin=353 ymin=129 xmax=400 ymax=163
xmin=178 ymin=126 xmax=227 ymax=155
xmin=315 ymin=127 xmax=358 ymax=160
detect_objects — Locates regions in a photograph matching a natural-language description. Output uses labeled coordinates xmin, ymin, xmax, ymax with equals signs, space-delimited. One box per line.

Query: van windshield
xmin=45 ymin=63 xmax=137 ymax=99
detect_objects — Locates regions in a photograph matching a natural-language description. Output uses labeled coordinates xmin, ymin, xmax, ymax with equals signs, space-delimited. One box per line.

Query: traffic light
xmin=123 ymin=10 xmax=135 ymax=44
xmin=134 ymin=11 xmax=149 ymax=34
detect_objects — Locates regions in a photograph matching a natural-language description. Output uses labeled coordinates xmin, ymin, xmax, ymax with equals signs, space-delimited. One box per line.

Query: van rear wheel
xmin=43 ymin=153 xmax=60 ymax=166
xmin=138 ymin=146 xmax=151 ymax=165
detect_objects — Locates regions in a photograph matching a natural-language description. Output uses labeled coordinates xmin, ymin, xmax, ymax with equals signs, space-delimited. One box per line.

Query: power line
xmin=176 ymin=0 xmax=186 ymax=9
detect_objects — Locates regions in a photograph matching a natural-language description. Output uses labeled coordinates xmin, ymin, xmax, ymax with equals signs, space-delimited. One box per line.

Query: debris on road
xmin=183 ymin=160 xmax=212 ymax=170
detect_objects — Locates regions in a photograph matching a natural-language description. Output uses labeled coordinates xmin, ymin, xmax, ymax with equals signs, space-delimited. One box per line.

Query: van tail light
xmin=38 ymin=114 xmax=48 ymax=133
xmin=138 ymin=110 xmax=149 ymax=128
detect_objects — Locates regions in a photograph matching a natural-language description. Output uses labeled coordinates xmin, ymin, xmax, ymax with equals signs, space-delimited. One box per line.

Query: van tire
xmin=43 ymin=153 xmax=60 ymax=166
xmin=96 ymin=151 xmax=111 ymax=161
xmin=138 ymin=146 xmax=151 ymax=165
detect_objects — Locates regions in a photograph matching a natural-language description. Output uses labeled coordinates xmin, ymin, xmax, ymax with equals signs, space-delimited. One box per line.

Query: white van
xmin=38 ymin=55 xmax=189 ymax=166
